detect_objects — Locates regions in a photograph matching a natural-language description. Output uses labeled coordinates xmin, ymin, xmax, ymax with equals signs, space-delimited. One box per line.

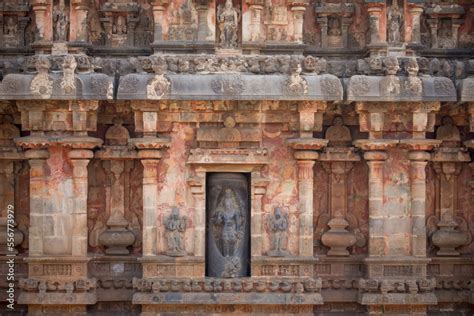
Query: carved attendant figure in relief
xmin=5 ymin=17 xmax=17 ymax=36
xmin=328 ymin=17 xmax=342 ymax=36
xmin=212 ymin=188 xmax=244 ymax=257
xmin=164 ymin=207 xmax=187 ymax=256
xmin=53 ymin=0 xmax=69 ymax=41
xmin=217 ymin=0 xmax=240 ymax=49
xmin=387 ymin=0 xmax=402 ymax=44
xmin=267 ymin=207 xmax=289 ymax=257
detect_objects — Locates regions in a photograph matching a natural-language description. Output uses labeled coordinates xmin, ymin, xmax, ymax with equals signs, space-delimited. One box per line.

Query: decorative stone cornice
xmin=132 ymin=277 xmax=323 ymax=305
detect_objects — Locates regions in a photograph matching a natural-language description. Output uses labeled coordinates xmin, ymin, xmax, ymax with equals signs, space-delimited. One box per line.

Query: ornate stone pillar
xmin=69 ymin=149 xmax=93 ymax=257
xmin=409 ymin=151 xmax=429 ymax=257
xmin=367 ymin=5 xmax=383 ymax=45
xmin=129 ymin=102 xmax=170 ymax=259
xmin=251 ymin=172 xmax=269 ymax=257
xmin=141 ymin=158 xmax=160 ymax=257
xmin=409 ymin=6 xmax=423 ymax=44
xmin=151 ymin=1 xmax=168 ymax=43
xmin=25 ymin=149 xmax=49 ymax=256
xmin=71 ymin=0 xmax=90 ymax=42
xmin=187 ymin=168 xmax=206 ymax=257
xmin=289 ymin=1 xmax=308 ymax=43
xmin=427 ymin=19 xmax=438 ymax=48
xmin=196 ymin=1 xmax=210 ymax=41
xmin=364 ymin=150 xmax=388 ymax=257
xmin=248 ymin=1 xmax=264 ymax=42
xmin=317 ymin=16 xmax=328 ymax=48
xmin=31 ymin=0 xmax=51 ymax=42
xmin=286 ymin=101 xmax=328 ymax=257
xmin=295 ymin=153 xmax=316 ymax=256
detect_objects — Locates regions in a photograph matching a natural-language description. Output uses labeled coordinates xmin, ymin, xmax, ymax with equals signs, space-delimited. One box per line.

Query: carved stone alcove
xmin=206 ymin=172 xmax=250 ymax=278
xmin=187 ymin=148 xmax=269 ymax=277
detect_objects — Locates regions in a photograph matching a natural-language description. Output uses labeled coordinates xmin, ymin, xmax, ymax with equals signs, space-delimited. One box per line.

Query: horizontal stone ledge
xmin=346 ymin=76 xmax=457 ymax=102
xmin=117 ymin=74 xmax=343 ymax=101
xmin=357 ymin=293 xmax=438 ymax=306
xmin=0 ymin=73 xmax=114 ymax=101
xmin=18 ymin=292 xmax=97 ymax=305
xmin=132 ymin=292 xmax=323 ymax=305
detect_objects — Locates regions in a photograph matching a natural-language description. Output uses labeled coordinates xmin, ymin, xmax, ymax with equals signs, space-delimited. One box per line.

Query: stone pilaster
xmin=25 ymin=149 xmax=49 ymax=256
xmin=151 ymin=1 xmax=168 ymax=43
xmin=251 ymin=173 xmax=268 ymax=257
xmin=69 ymin=149 xmax=93 ymax=257
xmin=196 ymin=2 xmax=210 ymax=42
xmin=289 ymin=1 xmax=308 ymax=44
xmin=141 ymin=157 xmax=160 ymax=257
xmin=364 ymin=150 xmax=388 ymax=257
xmin=187 ymin=168 xmax=206 ymax=258
xmin=248 ymin=2 xmax=264 ymax=42
xmin=295 ymin=152 xmax=317 ymax=257
xmin=409 ymin=6 xmax=423 ymax=45
xmin=408 ymin=151 xmax=430 ymax=257
xmin=70 ymin=0 xmax=89 ymax=42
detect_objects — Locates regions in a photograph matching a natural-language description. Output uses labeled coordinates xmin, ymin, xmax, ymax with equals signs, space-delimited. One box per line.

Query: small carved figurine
xmin=267 ymin=207 xmax=289 ymax=257
xmin=164 ymin=207 xmax=187 ymax=256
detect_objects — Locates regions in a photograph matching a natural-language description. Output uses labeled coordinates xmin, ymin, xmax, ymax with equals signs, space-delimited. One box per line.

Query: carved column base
xmin=358 ymin=257 xmax=437 ymax=314
xmin=321 ymin=218 xmax=357 ymax=256
xmin=18 ymin=257 xmax=96 ymax=312
xmin=140 ymin=256 xmax=205 ymax=278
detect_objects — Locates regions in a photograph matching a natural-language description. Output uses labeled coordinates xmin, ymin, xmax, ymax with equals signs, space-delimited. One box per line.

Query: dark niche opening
xmin=205 ymin=172 xmax=250 ymax=278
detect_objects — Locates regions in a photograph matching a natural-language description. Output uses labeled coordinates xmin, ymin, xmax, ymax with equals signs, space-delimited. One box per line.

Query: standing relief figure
xmin=387 ymin=0 xmax=403 ymax=45
xmin=53 ymin=0 xmax=69 ymax=42
xmin=267 ymin=207 xmax=289 ymax=257
xmin=212 ymin=188 xmax=244 ymax=258
xmin=164 ymin=207 xmax=187 ymax=256
xmin=211 ymin=187 xmax=246 ymax=278
xmin=217 ymin=0 xmax=240 ymax=49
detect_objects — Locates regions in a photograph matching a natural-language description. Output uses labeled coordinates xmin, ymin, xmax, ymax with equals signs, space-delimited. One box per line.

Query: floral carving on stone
xmin=60 ymin=55 xmax=77 ymax=95
xmin=146 ymin=74 xmax=171 ymax=100
xmin=30 ymin=56 xmax=53 ymax=99
xmin=284 ymin=63 xmax=308 ymax=96
xmin=349 ymin=76 xmax=370 ymax=96
xmin=434 ymin=78 xmax=456 ymax=96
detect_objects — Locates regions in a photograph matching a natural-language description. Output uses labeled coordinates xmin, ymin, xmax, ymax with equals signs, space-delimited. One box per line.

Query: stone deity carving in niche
xmin=217 ymin=0 xmax=240 ymax=49
xmin=387 ymin=0 xmax=402 ymax=44
xmin=436 ymin=116 xmax=460 ymax=144
xmin=326 ymin=117 xmax=351 ymax=146
xmin=207 ymin=173 xmax=249 ymax=278
xmin=267 ymin=207 xmax=289 ymax=257
xmin=113 ymin=16 xmax=127 ymax=35
xmin=5 ymin=16 xmax=17 ymax=36
xmin=212 ymin=189 xmax=244 ymax=258
xmin=328 ymin=17 xmax=342 ymax=36
xmin=438 ymin=19 xmax=455 ymax=49
xmin=53 ymin=0 xmax=69 ymax=42
xmin=164 ymin=207 xmax=187 ymax=257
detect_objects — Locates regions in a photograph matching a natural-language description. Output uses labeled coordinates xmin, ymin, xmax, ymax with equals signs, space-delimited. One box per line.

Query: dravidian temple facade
xmin=0 ymin=0 xmax=473 ymax=315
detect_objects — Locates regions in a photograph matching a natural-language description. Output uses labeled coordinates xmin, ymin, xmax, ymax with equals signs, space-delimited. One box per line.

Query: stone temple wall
xmin=0 ymin=0 xmax=473 ymax=315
